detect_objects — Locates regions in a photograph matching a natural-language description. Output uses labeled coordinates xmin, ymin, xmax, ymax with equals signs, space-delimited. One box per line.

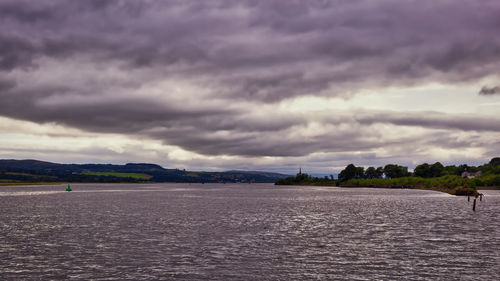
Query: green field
xmin=82 ymin=172 xmax=152 ymax=180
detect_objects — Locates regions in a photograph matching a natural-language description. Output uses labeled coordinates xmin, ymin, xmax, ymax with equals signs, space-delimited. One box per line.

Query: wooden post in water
xmin=468 ymin=195 xmax=470 ymax=202
xmin=480 ymin=194 xmax=483 ymax=201
xmin=472 ymin=198 xmax=476 ymax=211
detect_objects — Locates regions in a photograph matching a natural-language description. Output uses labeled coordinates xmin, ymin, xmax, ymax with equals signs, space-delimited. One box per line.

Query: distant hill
xmin=0 ymin=159 xmax=290 ymax=184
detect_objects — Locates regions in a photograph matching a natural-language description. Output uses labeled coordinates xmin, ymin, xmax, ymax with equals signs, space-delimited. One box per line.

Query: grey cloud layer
xmin=1 ymin=0 xmax=500 ymax=159
xmin=2 ymin=0 xmax=500 ymax=94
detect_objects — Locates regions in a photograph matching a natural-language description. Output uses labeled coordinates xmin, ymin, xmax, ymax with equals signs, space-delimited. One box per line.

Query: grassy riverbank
xmin=275 ymin=174 xmax=496 ymax=196
xmin=339 ymin=175 xmax=484 ymax=195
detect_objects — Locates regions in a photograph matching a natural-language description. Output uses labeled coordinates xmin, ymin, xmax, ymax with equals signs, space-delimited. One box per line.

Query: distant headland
xmin=0 ymin=159 xmax=290 ymax=185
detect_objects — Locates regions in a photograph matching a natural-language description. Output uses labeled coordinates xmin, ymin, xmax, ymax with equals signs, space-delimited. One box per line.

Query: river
xmin=0 ymin=183 xmax=498 ymax=280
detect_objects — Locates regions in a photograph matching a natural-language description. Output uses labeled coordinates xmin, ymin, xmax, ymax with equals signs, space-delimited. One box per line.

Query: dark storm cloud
xmin=479 ymin=86 xmax=500 ymax=96
xmin=1 ymin=0 xmax=500 ymax=158
xmin=0 ymin=1 xmax=54 ymax=23
xmin=0 ymin=78 xmax=16 ymax=91
xmin=0 ymin=35 xmax=37 ymax=70
xmin=2 ymin=1 xmax=500 ymax=85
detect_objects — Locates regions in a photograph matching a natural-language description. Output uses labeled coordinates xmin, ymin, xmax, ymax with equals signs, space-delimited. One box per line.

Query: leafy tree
xmin=478 ymin=157 xmax=500 ymax=175
xmin=490 ymin=165 xmax=500 ymax=175
xmin=295 ymin=173 xmax=310 ymax=182
xmin=365 ymin=167 xmax=377 ymax=179
xmin=457 ymin=164 xmax=469 ymax=175
xmin=275 ymin=172 xmax=336 ymax=185
xmin=414 ymin=162 xmax=444 ymax=178
xmin=414 ymin=163 xmax=430 ymax=177
xmin=429 ymin=162 xmax=444 ymax=177
xmin=338 ymin=164 xmax=357 ymax=182
xmin=365 ymin=166 xmax=383 ymax=179
xmin=383 ymin=164 xmax=408 ymax=179
xmin=443 ymin=165 xmax=458 ymax=176
xmin=455 ymin=164 xmax=479 ymax=174
xmin=489 ymin=157 xmax=500 ymax=166
xmin=356 ymin=167 xmax=365 ymax=179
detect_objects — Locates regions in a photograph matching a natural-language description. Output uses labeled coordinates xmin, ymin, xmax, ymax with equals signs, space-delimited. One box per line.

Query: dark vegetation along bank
xmin=0 ymin=159 xmax=289 ymax=184
xmin=275 ymin=157 xmax=500 ymax=196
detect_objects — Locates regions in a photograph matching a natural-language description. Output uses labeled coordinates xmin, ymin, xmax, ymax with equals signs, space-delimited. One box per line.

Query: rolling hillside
xmin=0 ymin=159 xmax=289 ymax=184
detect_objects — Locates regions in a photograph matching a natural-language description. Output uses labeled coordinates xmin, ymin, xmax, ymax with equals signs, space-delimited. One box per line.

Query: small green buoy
xmin=66 ymin=184 xmax=72 ymax=192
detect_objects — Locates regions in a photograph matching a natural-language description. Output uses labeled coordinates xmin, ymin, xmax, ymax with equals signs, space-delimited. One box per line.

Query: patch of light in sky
xmin=282 ymin=82 xmax=500 ymax=115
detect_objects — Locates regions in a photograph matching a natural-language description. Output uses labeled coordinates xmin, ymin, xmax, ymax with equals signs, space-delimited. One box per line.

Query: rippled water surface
xmin=1 ymin=183 xmax=499 ymax=280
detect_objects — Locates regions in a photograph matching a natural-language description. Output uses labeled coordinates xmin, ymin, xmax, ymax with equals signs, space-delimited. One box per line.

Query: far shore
xmin=0 ymin=181 xmax=270 ymax=186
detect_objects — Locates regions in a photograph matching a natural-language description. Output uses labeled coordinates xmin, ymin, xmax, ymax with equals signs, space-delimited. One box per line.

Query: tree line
xmin=338 ymin=157 xmax=500 ymax=182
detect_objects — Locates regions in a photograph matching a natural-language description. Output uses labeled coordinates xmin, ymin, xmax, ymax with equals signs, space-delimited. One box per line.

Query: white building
xmin=461 ymin=171 xmax=482 ymax=179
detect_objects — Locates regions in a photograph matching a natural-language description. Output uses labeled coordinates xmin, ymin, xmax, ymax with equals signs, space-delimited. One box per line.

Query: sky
xmin=1 ymin=0 xmax=500 ymax=174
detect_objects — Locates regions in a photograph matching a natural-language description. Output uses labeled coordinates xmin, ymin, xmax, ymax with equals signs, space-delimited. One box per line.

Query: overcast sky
xmin=1 ymin=0 xmax=499 ymax=174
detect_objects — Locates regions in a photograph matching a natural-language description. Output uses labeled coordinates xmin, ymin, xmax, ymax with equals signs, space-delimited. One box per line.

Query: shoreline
xmin=275 ymin=183 xmax=498 ymax=196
